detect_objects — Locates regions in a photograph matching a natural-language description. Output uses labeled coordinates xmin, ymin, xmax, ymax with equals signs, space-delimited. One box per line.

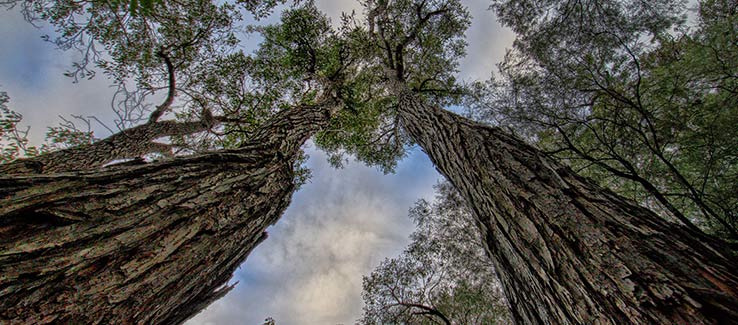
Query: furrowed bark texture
xmin=396 ymin=89 xmax=738 ymax=325
xmin=0 ymin=119 xmax=216 ymax=174
xmin=0 ymin=103 xmax=334 ymax=324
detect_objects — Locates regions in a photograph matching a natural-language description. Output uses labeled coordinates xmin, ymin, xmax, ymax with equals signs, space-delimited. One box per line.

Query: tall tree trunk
xmin=0 ymin=102 xmax=336 ymax=324
xmin=395 ymin=88 xmax=738 ymax=325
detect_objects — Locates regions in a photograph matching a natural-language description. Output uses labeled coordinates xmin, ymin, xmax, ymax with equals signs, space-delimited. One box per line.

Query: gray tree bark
xmin=395 ymin=87 xmax=738 ymax=325
xmin=0 ymin=101 xmax=336 ymax=324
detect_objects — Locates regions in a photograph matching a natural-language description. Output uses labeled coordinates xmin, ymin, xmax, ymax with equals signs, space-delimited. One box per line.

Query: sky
xmin=0 ymin=1 xmax=514 ymax=324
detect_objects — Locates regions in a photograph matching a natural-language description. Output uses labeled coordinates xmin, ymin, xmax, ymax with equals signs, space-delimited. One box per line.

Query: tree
xmin=361 ymin=182 xmax=510 ymax=324
xmin=483 ymin=0 xmax=738 ymax=239
xmin=0 ymin=99 xmax=338 ymax=324
xmin=361 ymin=0 xmax=738 ymax=323
xmin=0 ymin=2 xmax=360 ymax=323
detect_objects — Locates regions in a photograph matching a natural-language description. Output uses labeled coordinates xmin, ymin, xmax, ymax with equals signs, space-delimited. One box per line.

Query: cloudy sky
xmin=0 ymin=1 xmax=513 ymax=324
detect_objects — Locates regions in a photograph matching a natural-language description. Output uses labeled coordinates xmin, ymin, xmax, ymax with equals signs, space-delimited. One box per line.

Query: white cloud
xmin=315 ymin=0 xmax=365 ymax=26
xmin=457 ymin=0 xmax=516 ymax=82
xmin=0 ymin=10 xmax=118 ymax=144
xmin=189 ymin=146 xmax=440 ymax=325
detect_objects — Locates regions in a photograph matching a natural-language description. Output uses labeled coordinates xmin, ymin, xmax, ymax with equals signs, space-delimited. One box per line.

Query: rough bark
xmin=0 ymin=102 xmax=336 ymax=324
xmin=0 ymin=118 xmax=219 ymax=175
xmin=395 ymin=87 xmax=738 ymax=325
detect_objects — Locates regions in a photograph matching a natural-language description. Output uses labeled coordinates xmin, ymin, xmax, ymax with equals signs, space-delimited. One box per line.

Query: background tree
xmin=482 ymin=0 xmax=738 ymax=239
xmin=359 ymin=0 xmax=738 ymax=323
xmin=361 ymin=182 xmax=510 ymax=324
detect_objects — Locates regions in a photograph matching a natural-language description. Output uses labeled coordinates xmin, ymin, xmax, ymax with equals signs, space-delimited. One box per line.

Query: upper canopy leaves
xmin=311 ymin=0 xmax=473 ymax=173
xmin=484 ymin=0 xmax=738 ymax=238
xmin=2 ymin=0 xmax=476 ymax=173
xmin=364 ymin=0 xmax=470 ymax=99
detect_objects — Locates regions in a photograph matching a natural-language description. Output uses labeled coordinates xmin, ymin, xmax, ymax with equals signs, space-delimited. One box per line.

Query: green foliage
xmin=233 ymin=1 xmax=414 ymax=173
xmin=5 ymin=0 xmax=259 ymax=154
xmin=253 ymin=3 xmax=344 ymax=81
xmin=313 ymin=0 xmax=474 ymax=173
xmin=0 ymin=92 xmax=39 ymax=162
xmin=171 ymin=1 xmax=414 ymax=173
xmin=3 ymin=0 xmax=297 ymax=156
xmin=239 ymin=0 xmax=285 ymax=19
xmin=41 ymin=125 xmax=95 ymax=151
xmin=9 ymin=0 xmax=241 ymax=84
xmin=488 ymin=0 xmax=738 ymax=238
xmin=105 ymin=0 xmax=164 ymax=17
xmin=1 ymin=92 xmax=100 ymax=162
xmin=2 ymin=0 xmax=413 ymax=182
xmin=204 ymin=3 xmax=347 ymax=148
xmin=636 ymin=0 xmax=738 ymax=234
xmin=365 ymin=0 xmax=471 ymax=101
xmin=314 ymin=68 xmax=407 ymax=173
xmin=360 ymin=182 xmax=510 ymax=324
xmin=6 ymin=0 xmax=283 ymax=81
xmin=292 ymin=149 xmax=312 ymax=190
xmin=4 ymin=0 xmax=467 ymax=175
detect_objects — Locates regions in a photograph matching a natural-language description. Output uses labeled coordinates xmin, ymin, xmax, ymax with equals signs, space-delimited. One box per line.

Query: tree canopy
xmin=481 ymin=0 xmax=738 ymax=240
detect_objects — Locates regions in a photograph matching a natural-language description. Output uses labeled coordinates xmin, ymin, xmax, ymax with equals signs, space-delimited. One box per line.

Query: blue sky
xmin=0 ymin=1 xmax=513 ymax=324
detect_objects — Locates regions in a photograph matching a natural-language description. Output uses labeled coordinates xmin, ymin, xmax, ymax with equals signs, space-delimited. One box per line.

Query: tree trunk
xmin=0 ymin=102 xmax=336 ymax=324
xmin=395 ymin=88 xmax=738 ymax=325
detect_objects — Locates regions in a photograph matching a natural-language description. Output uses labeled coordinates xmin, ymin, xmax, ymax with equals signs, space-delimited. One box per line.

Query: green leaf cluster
xmin=489 ymin=0 xmax=738 ymax=239
xmin=365 ymin=0 xmax=470 ymax=101
xmin=0 ymin=92 xmax=38 ymax=162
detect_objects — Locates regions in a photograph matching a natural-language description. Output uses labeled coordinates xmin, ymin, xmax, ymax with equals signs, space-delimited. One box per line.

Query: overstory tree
xmin=360 ymin=0 xmax=738 ymax=323
xmin=0 ymin=2 xmax=359 ymax=323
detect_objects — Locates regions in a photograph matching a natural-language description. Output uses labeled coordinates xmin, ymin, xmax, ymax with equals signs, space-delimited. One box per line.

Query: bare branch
xmin=148 ymin=49 xmax=177 ymax=123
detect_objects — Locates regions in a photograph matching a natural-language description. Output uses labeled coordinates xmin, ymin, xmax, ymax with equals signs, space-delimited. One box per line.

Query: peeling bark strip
xmin=0 ymin=102 xmax=335 ymax=324
xmin=396 ymin=88 xmax=738 ymax=325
